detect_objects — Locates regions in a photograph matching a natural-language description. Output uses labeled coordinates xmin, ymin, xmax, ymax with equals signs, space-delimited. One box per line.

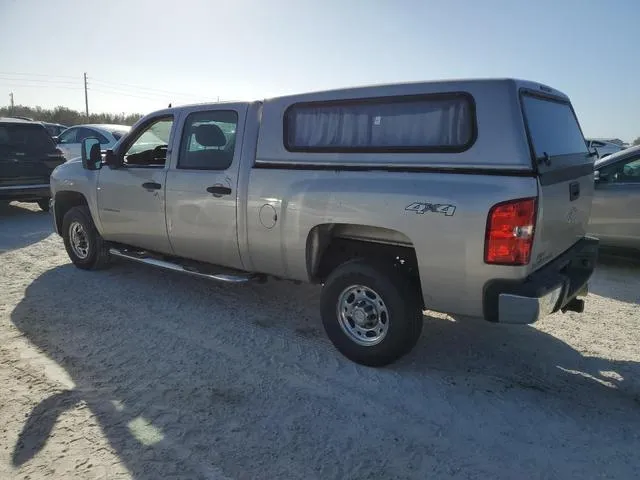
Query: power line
xmin=0 ymin=82 xmax=83 ymax=91
xmin=88 ymin=85 xmax=211 ymax=104
xmin=90 ymin=78 xmax=210 ymax=100
xmin=88 ymin=87 xmax=181 ymax=103
xmin=0 ymin=76 xmax=80 ymax=86
xmin=0 ymin=71 xmax=219 ymax=102
xmin=0 ymin=71 xmax=80 ymax=80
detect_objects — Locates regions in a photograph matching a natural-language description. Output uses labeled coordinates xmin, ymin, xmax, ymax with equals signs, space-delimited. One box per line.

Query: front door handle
xmin=142 ymin=182 xmax=162 ymax=190
xmin=206 ymin=185 xmax=232 ymax=196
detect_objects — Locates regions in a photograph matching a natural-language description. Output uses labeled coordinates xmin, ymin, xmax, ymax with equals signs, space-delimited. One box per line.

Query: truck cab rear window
xmin=284 ymin=94 xmax=474 ymax=152
xmin=521 ymin=94 xmax=587 ymax=158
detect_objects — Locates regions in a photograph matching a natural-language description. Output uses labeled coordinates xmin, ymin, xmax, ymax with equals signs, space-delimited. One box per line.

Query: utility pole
xmin=9 ymin=92 xmax=14 ymax=114
xmin=84 ymin=72 xmax=89 ymax=116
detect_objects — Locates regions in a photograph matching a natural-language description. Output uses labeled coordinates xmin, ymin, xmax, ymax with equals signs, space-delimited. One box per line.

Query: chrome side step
xmin=108 ymin=248 xmax=259 ymax=283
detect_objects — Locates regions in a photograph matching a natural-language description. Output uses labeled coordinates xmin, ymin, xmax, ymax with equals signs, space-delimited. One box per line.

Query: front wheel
xmin=62 ymin=206 xmax=111 ymax=270
xmin=320 ymin=260 xmax=423 ymax=367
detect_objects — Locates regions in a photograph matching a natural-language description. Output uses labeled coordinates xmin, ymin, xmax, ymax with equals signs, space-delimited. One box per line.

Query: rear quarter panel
xmin=246 ymin=169 xmax=538 ymax=317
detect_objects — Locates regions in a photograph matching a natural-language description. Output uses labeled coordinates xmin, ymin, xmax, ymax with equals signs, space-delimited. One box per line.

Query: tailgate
xmin=520 ymin=91 xmax=595 ymax=270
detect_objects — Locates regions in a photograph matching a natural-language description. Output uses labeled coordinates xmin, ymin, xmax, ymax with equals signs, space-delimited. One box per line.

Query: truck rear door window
xmin=521 ymin=94 xmax=587 ymax=159
xmin=284 ymin=94 xmax=474 ymax=152
xmin=178 ymin=110 xmax=238 ymax=170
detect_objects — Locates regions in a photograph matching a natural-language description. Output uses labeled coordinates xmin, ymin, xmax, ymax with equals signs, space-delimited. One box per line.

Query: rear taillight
xmin=485 ymin=197 xmax=537 ymax=265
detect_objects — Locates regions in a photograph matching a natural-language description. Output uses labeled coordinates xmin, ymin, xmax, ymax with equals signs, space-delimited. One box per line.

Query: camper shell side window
xmin=283 ymin=93 xmax=477 ymax=154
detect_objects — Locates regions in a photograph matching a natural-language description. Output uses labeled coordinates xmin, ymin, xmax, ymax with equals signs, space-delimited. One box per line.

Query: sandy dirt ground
xmin=1 ymin=201 xmax=639 ymax=480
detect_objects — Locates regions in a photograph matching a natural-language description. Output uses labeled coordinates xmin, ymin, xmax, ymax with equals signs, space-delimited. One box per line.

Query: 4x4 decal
xmin=405 ymin=202 xmax=456 ymax=216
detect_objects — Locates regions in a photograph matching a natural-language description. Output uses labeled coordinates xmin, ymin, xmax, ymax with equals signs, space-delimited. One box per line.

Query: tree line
xmin=0 ymin=105 xmax=143 ymax=127
xmin=4 ymin=104 xmax=640 ymax=146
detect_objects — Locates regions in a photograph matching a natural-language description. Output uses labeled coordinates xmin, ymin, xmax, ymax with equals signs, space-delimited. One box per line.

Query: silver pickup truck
xmin=50 ymin=78 xmax=599 ymax=366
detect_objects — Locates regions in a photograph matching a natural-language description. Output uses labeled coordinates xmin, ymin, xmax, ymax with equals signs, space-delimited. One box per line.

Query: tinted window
xmin=42 ymin=124 xmax=57 ymax=136
xmin=600 ymin=156 xmax=640 ymax=184
xmin=58 ymin=128 xmax=78 ymax=144
xmin=0 ymin=124 xmax=56 ymax=153
xmin=178 ymin=110 xmax=238 ymax=170
xmin=285 ymin=94 xmax=474 ymax=152
xmin=521 ymin=95 xmax=587 ymax=158
xmin=80 ymin=128 xmax=109 ymax=144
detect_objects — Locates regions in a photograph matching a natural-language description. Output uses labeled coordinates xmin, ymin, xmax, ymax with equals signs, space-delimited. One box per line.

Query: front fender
xmin=51 ymin=162 xmax=103 ymax=234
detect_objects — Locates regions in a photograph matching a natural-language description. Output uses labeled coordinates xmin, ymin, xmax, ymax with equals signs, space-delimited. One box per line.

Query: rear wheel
xmin=320 ymin=259 xmax=423 ymax=367
xmin=37 ymin=199 xmax=50 ymax=212
xmin=62 ymin=206 xmax=111 ymax=270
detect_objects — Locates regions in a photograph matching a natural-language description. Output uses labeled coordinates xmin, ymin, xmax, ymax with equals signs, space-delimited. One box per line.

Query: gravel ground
xmin=1 ymin=201 xmax=639 ymax=480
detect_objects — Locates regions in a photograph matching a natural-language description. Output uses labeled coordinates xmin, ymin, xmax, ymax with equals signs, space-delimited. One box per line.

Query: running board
xmin=108 ymin=248 xmax=259 ymax=283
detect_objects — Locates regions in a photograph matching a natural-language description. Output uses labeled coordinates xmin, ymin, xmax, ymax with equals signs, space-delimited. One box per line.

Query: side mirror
xmin=52 ymin=136 xmax=60 ymax=144
xmin=104 ymin=149 xmax=123 ymax=169
xmin=594 ymin=170 xmax=600 ymax=182
xmin=81 ymin=137 xmax=102 ymax=170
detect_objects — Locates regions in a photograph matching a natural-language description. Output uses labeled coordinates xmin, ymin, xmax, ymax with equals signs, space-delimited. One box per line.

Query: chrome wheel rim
xmin=69 ymin=221 xmax=90 ymax=259
xmin=337 ymin=284 xmax=389 ymax=346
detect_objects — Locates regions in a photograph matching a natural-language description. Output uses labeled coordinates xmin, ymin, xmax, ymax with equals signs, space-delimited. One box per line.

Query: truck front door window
xmin=124 ymin=117 xmax=173 ymax=167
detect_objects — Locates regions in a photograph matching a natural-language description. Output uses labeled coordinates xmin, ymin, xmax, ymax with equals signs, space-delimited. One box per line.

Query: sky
xmin=0 ymin=0 xmax=638 ymax=141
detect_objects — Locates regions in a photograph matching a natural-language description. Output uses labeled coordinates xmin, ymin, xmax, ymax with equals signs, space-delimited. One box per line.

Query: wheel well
xmin=308 ymin=224 xmax=422 ymax=304
xmin=54 ymin=191 xmax=89 ymax=233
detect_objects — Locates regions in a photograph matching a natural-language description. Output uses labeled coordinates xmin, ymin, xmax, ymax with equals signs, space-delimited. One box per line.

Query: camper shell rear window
xmin=284 ymin=93 xmax=476 ymax=153
xmin=520 ymin=92 xmax=588 ymax=160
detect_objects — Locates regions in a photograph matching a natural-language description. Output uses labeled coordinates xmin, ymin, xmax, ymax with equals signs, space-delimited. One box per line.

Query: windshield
xmin=0 ymin=124 xmax=56 ymax=153
xmin=521 ymin=94 xmax=587 ymax=158
xmin=595 ymin=145 xmax=640 ymax=167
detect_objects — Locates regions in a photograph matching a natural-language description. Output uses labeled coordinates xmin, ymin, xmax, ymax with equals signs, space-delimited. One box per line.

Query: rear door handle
xmin=569 ymin=181 xmax=580 ymax=201
xmin=142 ymin=182 xmax=162 ymax=190
xmin=206 ymin=185 xmax=232 ymax=196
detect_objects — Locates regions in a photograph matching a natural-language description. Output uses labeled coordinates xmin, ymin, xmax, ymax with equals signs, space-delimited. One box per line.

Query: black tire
xmin=62 ymin=205 xmax=111 ymax=270
xmin=37 ymin=198 xmax=50 ymax=212
xmin=320 ymin=259 xmax=423 ymax=367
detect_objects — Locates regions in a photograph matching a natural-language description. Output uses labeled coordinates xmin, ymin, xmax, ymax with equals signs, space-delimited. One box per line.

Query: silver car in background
xmin=55 ymin=124 xmax=130 ymax=161
xmin=585 ymin=138 xmax=625 ymax=159
xmin=589 ymin=145 xmax=640 ymax=250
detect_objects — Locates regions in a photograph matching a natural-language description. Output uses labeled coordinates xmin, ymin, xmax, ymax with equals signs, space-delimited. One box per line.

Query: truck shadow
xmin=10 ymin=262 xmax=640 ymax=479
xmin=0 ymin=201 xmax=53 ymax=253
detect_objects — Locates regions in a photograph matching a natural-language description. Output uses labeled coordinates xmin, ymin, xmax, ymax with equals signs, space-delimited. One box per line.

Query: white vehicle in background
xmin=55 ymin=124 xmax=130 ymax=161
xmin=585 ymin=138 xmax=625 ymax=159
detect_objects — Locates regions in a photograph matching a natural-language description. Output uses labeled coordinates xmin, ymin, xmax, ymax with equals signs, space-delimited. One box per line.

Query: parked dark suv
xmin=0 ymin=118 xmax=65 ymax=211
